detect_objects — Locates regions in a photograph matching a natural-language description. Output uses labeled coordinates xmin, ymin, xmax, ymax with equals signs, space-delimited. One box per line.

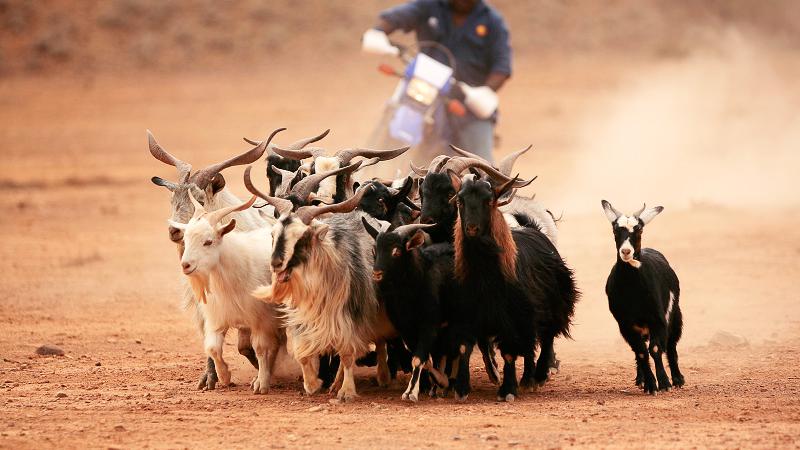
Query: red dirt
xmin=2 ymin=3 xmax=800 ymax=448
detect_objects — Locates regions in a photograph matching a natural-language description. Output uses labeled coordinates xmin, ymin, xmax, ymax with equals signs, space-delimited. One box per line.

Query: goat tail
xmin=511 ymin=212 xmax=543 ymax=233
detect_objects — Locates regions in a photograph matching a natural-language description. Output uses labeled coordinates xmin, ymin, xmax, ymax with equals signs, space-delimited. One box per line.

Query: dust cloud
xmin=559 ymin=33 xmax=800 ymax=214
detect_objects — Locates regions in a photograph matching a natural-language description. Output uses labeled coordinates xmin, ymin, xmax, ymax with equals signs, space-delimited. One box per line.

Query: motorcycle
xmin=362 ymin=29 xmax=499 ymax=178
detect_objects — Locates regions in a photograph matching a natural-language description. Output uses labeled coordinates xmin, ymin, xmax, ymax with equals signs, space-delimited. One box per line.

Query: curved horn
xmin=449 ymin=145 xmax=484 ymax=161
xmin=444 ymin=152 xmax=533 ymax=188
xmin=147 ymin=130 xmax=192 ymax=183
xmin=244 ymin=129 xmax=330 ymax=151
xmin=633 ymin=203 xmax=647 ymax=218
xmin=497 ymin=145 xmax=532 ymax=177
xmin=207 ymin=195 xmax=257 ymax=226
xmin=192 ymin=127 xmax=286 ymax=188
xmin=187 ymin=189 xmax=205 ymax=218
xmin=271 ymin=145 xmax=328 ymax=161
xmin=429 ymin=155 xmax=451 ymax=173
xmin=334 ymin=146 xmax=410 ymax=166
xmin=243 ymin=166 xmax=294 ymax=216
xmin=410 ymin=162 xmax=428 ymax=176
xmin=289 ymin=160 xmax=364 ymax=204
xmin=295 ymin=184 xmax=373 ymax=225
xmin=393 ymin=223 xmax=436 ymax=238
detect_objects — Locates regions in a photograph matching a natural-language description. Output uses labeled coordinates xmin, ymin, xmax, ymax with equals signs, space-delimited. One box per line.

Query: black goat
xmin=362 ymin=219 xmax=453 ymax=401
xmin=449 ymin=173 xmax=577 ymax=401
xmin=358 ymin=177 xmax=420 ymax=230
xmin=601 ymin=200 xmax=684 ymax=394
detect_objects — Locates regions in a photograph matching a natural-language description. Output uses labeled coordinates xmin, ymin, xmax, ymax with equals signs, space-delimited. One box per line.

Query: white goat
xmin=169 ymin=193 xmax=283 ymax=394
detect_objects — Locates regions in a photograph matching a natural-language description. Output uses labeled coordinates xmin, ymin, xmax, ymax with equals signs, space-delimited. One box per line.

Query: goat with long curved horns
xmin=148 ymin=127 xmax=285 ymax=390
xmin=249 ymin=182 xmax=397 ymax=401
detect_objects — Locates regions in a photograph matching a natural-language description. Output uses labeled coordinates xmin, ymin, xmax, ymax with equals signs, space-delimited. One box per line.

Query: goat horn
xmin=443 ymin=152 xmax=533 ymax=188
xmin=429 ymin=155 xmax=451 ymax=173
xmin=147 ymin=130 xmax=192 ymax=183
xmin=410 ymin=162 xmax=428 ymax=176
xmin=295 ymin=184 xmax=374 ymax=225
xmin=634 ymin=203 xmax=646 ymax=218
xmin=245 ymin=129 xmax=331 ymax=152
xmin=187 ymin=190 xmax=205 ymax=218
xmin=192 ymin=127 xmax=286 ymax=189
xmin=271 ymin=145 xmax=328 ymax=161
xmin=207 ymin=195 xmax=257 ymax=226
xmin=243 ymin=166 xmax=294 ymax=216
xmin=497 ymin=145 xmax=533 ymax=177
xmin=393 ymin=223 xmax=436 ymax=238
xmin=334 ymin=146 xmax=410 ymax=166
xmin=449 ymin=145 xmax=484 ymax=161
xmin=289 ymin=160 xmax=363 ymax=205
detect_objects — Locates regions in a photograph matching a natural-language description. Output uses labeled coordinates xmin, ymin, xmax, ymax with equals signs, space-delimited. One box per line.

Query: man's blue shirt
xmin=380 ymin=0 xmax=512 ymax=87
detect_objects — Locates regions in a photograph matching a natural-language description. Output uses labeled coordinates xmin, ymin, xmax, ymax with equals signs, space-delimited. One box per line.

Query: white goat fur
xmin=313 ymin=156 xmax=340 ymax=203
xmin=175 ymin=199 xmax=283 ymax=394
xmin=500 ymin=195 xmax=559 ymax=247
xmin=178 ymin=187 xmax=273 ymax=380
xmin=254 ymin=212 xmax=394 ymax=400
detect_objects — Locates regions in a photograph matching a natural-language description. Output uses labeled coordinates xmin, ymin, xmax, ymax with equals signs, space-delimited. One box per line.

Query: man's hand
xmin=362 ymin=29 xmax=399 ymax=56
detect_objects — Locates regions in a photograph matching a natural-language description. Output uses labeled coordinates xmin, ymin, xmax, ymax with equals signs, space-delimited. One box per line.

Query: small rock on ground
xmin=35 ymin=345 xmax=65 ymax=356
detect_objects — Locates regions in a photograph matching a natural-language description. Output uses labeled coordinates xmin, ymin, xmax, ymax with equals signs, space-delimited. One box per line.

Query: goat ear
xmin=493 ymin=177 xmax=515 ymax=201
xmin=395 ymin=176 xmax=413 ymax=200
xmin=405 ymin=230 xmax=427 ymax=251
xmin=601 ymin=200 xmax=622 ymax=223
xmin=210 ymin=173 xmax=226 ymax=194
xmin=167 ymin=220 xmax=187 ymax=230
xmin=151 ymin=176 xmax=177 ymax=191
xmin=361 ymin=216 xmax=380 ymax=240
xmin=446 ymin=169 xmax=462 ymax=192
xmin=314 ymin=223 xmax=330 ymax=241
xmin=217 ymin=218 xmax=236 ymax=236
xmin=638 ymin=206 xmax=664 ymax=225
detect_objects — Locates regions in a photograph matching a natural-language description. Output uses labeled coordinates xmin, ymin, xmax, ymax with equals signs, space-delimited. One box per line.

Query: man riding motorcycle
xmin=365 ymin=0 xmax=512 ymax=163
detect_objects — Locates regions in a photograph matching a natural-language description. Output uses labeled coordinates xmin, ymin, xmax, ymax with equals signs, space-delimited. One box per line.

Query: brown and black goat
xmin=447 ymin=171 xmax=578 ymax=401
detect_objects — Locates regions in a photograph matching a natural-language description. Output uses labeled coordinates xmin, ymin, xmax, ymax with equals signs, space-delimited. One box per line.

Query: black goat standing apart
xmin=602 ymin=200 xmax=685 ymax=394
xmin=362 ymin=220 xmax=452 ymax=401
xmin=449 ymin=172 xmax=577 ymax=401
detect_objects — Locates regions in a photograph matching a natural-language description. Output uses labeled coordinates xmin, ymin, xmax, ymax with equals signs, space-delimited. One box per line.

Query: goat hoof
xmin=672 ymin=375 xmax=685 ymax=388
xmin=252 ymin=378 xmax=270 ymax=395
xmin=504 ymin=394 xmax=516 ymax=402
xmin=454 ymin=393 xmax=469 ymax=403
xmin=337 ymin=393 xmax=357 ymax=403
xmin=408 ymin=393 xmax=418 ymax=403
xmin=401 ymin=392 xmax=409 ymax=401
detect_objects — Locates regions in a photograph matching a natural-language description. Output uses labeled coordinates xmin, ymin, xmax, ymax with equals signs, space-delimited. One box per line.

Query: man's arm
xmin=375 ymin=18 xmax=398 ymax=35
xmin=485 ymin=72 xmax=510 ymax=92
xmin=376 ymin=1 xmax=427 ymax=35
xmin=487 ymin=14 xmax=512 ymax=92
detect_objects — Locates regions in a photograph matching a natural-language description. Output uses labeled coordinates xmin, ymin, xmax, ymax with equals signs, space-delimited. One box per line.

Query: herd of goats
xmin=147 ymin=127 xmax=685 ymax=403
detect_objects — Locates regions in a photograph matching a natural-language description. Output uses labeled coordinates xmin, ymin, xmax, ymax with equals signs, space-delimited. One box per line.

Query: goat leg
xmin=237 ymin=329 xmax=259 ymax=370
xmin=478 ymin=338 xmax=500 ymax=385
xmin=197 ymin=357 xmax=219 ymax=391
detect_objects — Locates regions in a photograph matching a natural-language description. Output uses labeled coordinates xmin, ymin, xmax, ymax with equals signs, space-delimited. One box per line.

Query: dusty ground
xmin=1 ymin=49 xmax=800 ymax=449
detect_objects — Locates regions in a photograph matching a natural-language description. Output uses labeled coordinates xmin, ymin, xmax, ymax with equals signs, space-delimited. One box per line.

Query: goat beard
xmin=188 ymin=273 xmax=210 ymax=304
xmin=253 ymin=271 xmax=296 ymax=305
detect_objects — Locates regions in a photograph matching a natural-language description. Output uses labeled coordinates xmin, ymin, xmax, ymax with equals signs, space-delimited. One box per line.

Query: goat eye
xmin=203 ymin=240 xmax=212 ymax=246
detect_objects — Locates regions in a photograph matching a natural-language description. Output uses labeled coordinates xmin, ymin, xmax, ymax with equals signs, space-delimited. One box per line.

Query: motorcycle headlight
xmin=406 ymin=77 xmax=438 ymax=106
